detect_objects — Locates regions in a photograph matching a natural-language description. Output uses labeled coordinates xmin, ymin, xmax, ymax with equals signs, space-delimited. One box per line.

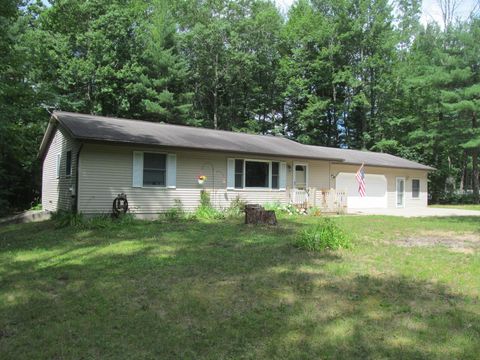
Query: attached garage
xmin=336 ymin=172 xmax=388 ymax=208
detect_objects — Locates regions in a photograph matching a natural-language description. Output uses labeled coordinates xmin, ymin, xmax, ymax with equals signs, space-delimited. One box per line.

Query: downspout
xmin=74 ymin=143 xmax=83 ymax=213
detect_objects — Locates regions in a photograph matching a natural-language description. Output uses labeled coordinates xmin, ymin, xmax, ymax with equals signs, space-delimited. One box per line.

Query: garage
xmin=335 ymin=172 xmax=388 ymax=208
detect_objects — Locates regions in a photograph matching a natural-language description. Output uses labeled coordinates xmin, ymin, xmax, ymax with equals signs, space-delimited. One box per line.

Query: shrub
xmin=200 ymin=190 xmax=211 ymax=208
xmin=163 ymin=199 xmax=186 ymax=221
xmin=295 ymin=218 xmax=351 ymax=251
xmin=195 ymin=190 xmax=225 ymax=219
xmin=263 ymin=202 xmax=284 ymax=212
xmin=436 ymin=192 xmax=477 ymax=205
xmin=225 ymin=195 xmax=247 ymax=217
xmin=52 ymin=211 xmax=136 ymax=230
xmin=51 ymin=211 xmax=85 ymax=228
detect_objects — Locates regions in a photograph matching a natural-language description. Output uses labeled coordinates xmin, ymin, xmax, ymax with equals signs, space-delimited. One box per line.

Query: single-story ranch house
xmin=39 ymin=111 xmax=434 ymax=215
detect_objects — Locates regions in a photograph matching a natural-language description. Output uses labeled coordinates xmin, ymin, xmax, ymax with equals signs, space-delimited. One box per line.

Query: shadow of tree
xmin=0 ymin=219 xmax=479 ymax=359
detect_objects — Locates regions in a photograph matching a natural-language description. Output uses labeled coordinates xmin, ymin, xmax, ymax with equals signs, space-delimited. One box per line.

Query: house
xmin=38 ymin=111 xmax=434 ymax=216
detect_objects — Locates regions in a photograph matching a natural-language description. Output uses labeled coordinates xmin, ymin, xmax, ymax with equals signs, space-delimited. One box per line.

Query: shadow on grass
xmin=0 ymin=219 xmax=479 ymax=359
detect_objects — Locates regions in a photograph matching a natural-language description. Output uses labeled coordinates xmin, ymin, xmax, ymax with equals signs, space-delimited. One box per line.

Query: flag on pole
xmin=356 ymin=163 xmax=366 ymax=197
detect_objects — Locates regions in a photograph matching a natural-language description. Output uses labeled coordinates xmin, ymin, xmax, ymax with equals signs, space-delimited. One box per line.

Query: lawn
xmin=1 ymin=215 xmax=479 ymax=359
xmin=430 ymin=204 xmax=480 ymax=211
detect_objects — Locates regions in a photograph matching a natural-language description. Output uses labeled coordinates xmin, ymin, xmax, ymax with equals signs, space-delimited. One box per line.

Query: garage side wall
xmin=330 ymin=164 xmax=428 ymax=208
xmin=41 ymin=127 xmax=80 ymax=212
xmin=77 ymin=143 xmax=332 ymax=214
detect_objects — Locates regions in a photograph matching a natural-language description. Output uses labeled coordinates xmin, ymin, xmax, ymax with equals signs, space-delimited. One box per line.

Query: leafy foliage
xmin=1 ymin=0 xmax=480 ymax=213
xmin=295 ymin=218 xmax=351 ymax=251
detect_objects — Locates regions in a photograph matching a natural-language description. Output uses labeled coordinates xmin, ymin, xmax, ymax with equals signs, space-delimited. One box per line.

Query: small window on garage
xmin=65 ymin=150 xmax=72 ymax=177
xmin=412 ymin=179 xmax=420 ymax=198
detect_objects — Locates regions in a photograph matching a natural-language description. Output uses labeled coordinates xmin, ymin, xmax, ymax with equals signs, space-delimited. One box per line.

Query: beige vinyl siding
xmin=76 ymin=142 xmax=429 ymax=214
xmin=41 ymin=127 xmax=79 ymax=212
xmin=330 ymin=164 xmax=428 ymax=208
xmin=77 ymin=143 xmax=334 ymax=214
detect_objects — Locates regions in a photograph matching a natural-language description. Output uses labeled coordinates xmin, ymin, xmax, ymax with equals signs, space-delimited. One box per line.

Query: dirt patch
xmin=395 ymin=231 xmax=480 ymax=253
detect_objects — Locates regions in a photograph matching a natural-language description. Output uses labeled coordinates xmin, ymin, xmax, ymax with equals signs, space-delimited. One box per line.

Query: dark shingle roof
xmin=45 ymin=111 xmax=434 ymax=171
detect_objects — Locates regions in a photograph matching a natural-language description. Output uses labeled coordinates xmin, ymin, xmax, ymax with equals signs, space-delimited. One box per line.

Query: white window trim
xmin=142 ymin=151 xmax=168 ymax=188
xmin=55 ymin=153 xmax=61 ymax=179
xmin=411 ymin=178 xmax=421 ymax=199
xmin=396 ymin=177 xmax=406 ymax=208
xmin=293 ymin=162 xmax=309 ymax=189
xmin=231 ymin=158 xmax=283 ymax=191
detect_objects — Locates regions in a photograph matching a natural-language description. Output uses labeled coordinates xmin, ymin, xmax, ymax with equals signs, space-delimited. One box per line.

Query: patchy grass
xmin=430 ymin=204 xmax=480 ymax=211
xmin=1 ymin=215 xmax=479 ymax=359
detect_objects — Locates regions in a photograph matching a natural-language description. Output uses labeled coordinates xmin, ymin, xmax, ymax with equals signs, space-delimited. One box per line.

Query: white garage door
xmin=336 ymin=172 xmax=388 ymax=208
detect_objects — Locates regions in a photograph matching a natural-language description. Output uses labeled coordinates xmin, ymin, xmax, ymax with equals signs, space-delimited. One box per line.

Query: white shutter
xmin=132 ymin=151 xmax=144 ymax=187
xmin=166 ymin=153 xmax=176 ymax=188
xmin=227 ymin=158 xmax=235 ymax=189
xmin=279 ymin=162 xmax=287 ymax=190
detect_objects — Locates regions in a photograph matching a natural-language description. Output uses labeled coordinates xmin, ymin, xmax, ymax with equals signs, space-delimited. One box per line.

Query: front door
xmin=396 ymin=177 xmax=405 ymax=208
xmin=294 ymin=164 xmax=308 ymax=190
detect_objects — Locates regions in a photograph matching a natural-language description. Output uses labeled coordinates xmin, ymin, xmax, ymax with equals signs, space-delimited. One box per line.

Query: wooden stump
xmin=244 ymin=204 xmax=277 ymax=225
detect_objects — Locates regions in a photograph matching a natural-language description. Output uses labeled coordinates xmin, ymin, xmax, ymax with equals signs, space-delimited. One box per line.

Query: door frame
xmin=396 ymin=177 xmax=406 ymax=208
xmin=293 ymin=162 xmax=309 ymax=189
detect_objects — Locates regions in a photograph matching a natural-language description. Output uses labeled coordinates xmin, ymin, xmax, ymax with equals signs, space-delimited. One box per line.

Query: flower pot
xmin=198 ymin=179 xmax=205 ymax=185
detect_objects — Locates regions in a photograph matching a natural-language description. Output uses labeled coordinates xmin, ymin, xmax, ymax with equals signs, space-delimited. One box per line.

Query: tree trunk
xmin=459 ymin=150 xmax=467 ymax=192
xmin=472 ymin=111 xmax=479 ymax=203
xmin=213 ymin=53 xmax=219 ymax=130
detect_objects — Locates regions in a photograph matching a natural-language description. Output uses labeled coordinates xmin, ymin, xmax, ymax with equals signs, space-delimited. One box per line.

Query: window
xmin=143 ymin=153 xmax=166 ymax=186
xmin=228 ymin=158 xmax=284 ymax=190
xmin=65 ymin=151 xmax=72 ymax=177
xmin=412 ymin=179 xmax=420 ymax=198
xmin=235 ymin=159 xmax=244 ymax=188
xmin=56 ymin=153 xmax=61 ymax=178
xmin=245 ymin=160 xmax=269 ymax=188
xmin=271 ymin=162 xmax=279 ymax=189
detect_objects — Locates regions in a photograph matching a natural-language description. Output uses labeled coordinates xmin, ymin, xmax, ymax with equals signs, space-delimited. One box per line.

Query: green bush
xmin=225 ymin=195 xmax=247 ymax=217
xmin=436 ymin=192 xmax=477 ymax=205
xmin=163 ymin=199 xmax=186 ymax=221
xmin=52 ymin=211 xmax=136 ymax=230
xmin=263 ymin=201 xmax=284 ymax=212
xmin=51 ymin=211 xmax=85 ymax=228
xmin=195 ymin=190 xmax=225 ymax=219
xmin=295 ymin=218 xmax=351 ymax=251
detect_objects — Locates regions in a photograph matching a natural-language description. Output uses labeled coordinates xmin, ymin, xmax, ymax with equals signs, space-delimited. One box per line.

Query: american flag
xmin=356 ymin=164 xmax=366 ymax=197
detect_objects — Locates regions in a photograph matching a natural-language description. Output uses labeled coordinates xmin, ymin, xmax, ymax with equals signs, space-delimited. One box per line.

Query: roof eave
xmin=332 ymin=161 xmax=435 ymax=172
xmin=73 ymin=136 xmax=346 ymax=162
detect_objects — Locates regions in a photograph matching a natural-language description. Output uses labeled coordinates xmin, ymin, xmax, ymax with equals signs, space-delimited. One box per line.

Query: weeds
xmin=295 ymin=218 xmax=351 ymax=251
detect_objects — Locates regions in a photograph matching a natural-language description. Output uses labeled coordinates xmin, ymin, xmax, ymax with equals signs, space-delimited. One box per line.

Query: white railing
xmin=314 ymin=188 xmax=347 ymax=213
xmin=289 ymin=188 xmax=347 ymax=213
xmin=290 ymin=189 xmax=309 ymax=205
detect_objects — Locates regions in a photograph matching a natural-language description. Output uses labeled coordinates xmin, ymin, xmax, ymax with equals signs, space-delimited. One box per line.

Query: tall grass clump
xmin=52 ymin=211 xmax=136 ymax=230
xmin=225 ymin=195 xmax=247 ymax=218
xmin=163 ymin=199 xmax=187 ymax=221
xmin=195 ymin=190 xmax=225 ymax=219
xmin=295 ymin=218 xmax=351 ymax=251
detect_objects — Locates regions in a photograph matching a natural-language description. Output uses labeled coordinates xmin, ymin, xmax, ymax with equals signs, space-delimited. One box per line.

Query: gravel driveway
xmin=348 ymin=207 xmax=480 ymax=217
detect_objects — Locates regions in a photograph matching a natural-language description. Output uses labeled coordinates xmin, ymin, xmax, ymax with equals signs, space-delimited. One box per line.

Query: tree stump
xmin=244 ymin=204 xmax=277 ymax=225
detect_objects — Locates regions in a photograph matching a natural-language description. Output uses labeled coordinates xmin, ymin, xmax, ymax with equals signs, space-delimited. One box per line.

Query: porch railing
xmin=289 ymin=188 xmax=347 ymax=213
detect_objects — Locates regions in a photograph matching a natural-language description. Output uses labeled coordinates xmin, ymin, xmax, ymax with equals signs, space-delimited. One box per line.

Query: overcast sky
xmin=274 ymin=0 xmax=479 ymax=26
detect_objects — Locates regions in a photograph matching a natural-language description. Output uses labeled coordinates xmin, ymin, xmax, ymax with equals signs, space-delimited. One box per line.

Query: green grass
xmin=1 ymin=215 xmax=479 ymax=359
xmin=430 ymin=204 xmax=480 ymax=211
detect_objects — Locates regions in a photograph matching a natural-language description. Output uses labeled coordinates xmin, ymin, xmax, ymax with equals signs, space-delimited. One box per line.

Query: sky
xmin=274 ymin=0 xmax=479 ymax=26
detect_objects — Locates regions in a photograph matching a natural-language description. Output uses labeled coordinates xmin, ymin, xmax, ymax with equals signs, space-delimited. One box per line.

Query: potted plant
xmin=197 ymin=175 xmax=207 ymax=185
